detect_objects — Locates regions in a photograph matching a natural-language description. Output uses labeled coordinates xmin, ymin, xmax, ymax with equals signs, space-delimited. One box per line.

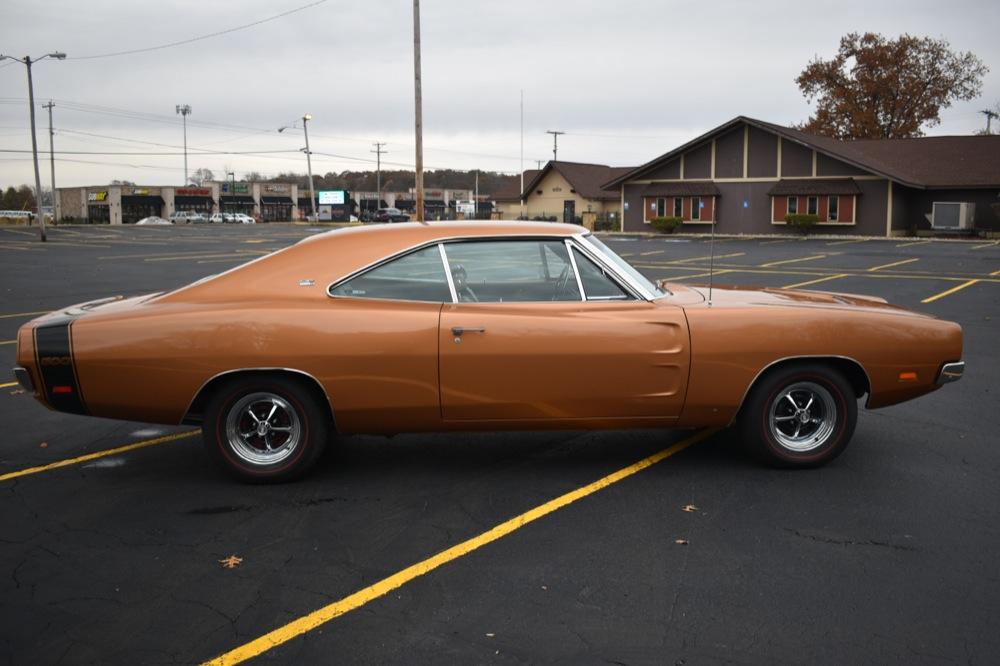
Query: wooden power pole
xmin=413 ymin=0 xmax=424 ymax=222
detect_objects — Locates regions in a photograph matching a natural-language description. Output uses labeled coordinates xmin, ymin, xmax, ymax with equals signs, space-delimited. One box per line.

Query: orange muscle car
xmin=13 ymin=222 xmax=964 ymax=481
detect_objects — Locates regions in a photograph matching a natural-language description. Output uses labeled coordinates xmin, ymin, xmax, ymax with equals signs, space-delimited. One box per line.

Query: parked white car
xmin=169 ymin=211 xmax=207 ymax=224
xmin=233 ymin=213 xmax=255 ymax=225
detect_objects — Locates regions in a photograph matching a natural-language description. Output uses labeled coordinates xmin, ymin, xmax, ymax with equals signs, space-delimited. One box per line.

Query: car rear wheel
xmin=203 ymin=375 xmax=328 ymax=483
xmin=739 ymin=363 xmax=857 ymax=468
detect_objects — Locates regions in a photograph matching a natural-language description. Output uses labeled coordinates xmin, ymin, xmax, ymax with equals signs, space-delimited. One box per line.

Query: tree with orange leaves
xmin=797 ymin=32 xmax=987 ymax=139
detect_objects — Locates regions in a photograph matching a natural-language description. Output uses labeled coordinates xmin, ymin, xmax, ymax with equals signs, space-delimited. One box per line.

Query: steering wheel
xmin=551 ymin=265 xmax=572 ymax=300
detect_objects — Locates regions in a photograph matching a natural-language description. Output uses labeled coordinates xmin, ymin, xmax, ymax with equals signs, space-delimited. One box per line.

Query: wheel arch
xmin=732 ymin=355 xmax=871 ymax=425
xmin=182 ymin=368 xmax=336 ymax=432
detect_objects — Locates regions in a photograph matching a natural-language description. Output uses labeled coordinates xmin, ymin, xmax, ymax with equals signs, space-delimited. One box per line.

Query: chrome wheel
xmin=224 ymin=392 xmax=302 ymax=466
xmin=768 ymin=381 xmax=837 ymax=452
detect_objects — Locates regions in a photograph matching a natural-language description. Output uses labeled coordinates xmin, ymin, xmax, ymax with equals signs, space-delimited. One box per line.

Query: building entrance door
xmin=563 ymin=200 xmax=575 ymax=223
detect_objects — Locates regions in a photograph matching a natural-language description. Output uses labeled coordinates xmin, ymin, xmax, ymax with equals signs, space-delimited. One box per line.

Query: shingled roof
xmin=606 ymin=116 xmax=1000 ymax=190
xmin=523 ymin=161 xmax=632 ymax=201
xmin=491 ymin=170 xmax=538 ymax=202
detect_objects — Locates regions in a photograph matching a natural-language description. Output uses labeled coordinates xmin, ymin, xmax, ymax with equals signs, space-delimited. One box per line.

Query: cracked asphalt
xmin=1 ymin=223 xmax=998 ymax=664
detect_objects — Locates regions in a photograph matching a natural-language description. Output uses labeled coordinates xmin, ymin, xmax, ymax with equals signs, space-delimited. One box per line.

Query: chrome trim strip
xmin=13 ymin=366 xmax=34 ymax=392
xmin=181 ymin=367 xmax=337 ymax=427
xmin=439 ymin=243 xmax=459 ymax=303
xmin=730 ymin=354 xmax=874 ymax=425
xmin=936 ymin=361 xmax=964 ymax=386
xmin=563 ymin=239 xmax=587 ymax=301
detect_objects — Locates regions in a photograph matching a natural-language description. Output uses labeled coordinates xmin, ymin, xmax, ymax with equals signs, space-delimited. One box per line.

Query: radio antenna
xmin=707 ymin=197 xmax=715 ymax=306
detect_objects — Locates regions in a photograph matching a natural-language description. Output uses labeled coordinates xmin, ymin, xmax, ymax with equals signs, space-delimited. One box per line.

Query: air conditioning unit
xmin=931 ymin=202 xmax=975 ymax=230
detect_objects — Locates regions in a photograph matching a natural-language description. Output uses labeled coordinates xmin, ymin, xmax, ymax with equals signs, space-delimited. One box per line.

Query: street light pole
xmin=302 ymin=114 xmax=316 ymax=219
xmin=1 ymin=52 xmax=65 ymax=242
xmin=175 ymin=104 xmax=191 ymax=184
xmin=412 ymin=0 xmax=424 ymax=222
xmin=227 ymin=171 xmax=235 ymax=215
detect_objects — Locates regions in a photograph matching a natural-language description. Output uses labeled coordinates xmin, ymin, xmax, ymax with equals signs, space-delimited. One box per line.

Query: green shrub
xmin=785 ymin=213 xmax=819 ymax=233
xmin=650 ymin=216 xmax=682 ymax=233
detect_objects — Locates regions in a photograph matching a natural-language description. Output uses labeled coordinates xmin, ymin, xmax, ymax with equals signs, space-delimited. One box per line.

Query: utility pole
xmin=371 ymin=142 xmax=387 ymax=206
xmin=520 ymin=89 xmax=524 ymax=218
xmin=412 ymin=0 xmax=424 ymax=222
xmin=536 ymin=160 xmax=544 ymax=170
xmin=302 ymin=113 xmax=317 ymax=219
xmin=980 ymin=109 xmax=998 ymax=134
xmin=474 ymin=169 xmax=479 ymax=219
xmin=175 ymin=104 xmax=191 ymax=184
xmin=546 ymin=130 xmax=564 ymax=162
xmin=43 ymin=101 xmax=56 ymax=222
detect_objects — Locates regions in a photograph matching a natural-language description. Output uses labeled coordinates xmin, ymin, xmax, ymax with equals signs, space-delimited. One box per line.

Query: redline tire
xmin=202 ymin=375 xmax=329 ymax=483
xmin=739 ymin=363 xmax=857 ymax=468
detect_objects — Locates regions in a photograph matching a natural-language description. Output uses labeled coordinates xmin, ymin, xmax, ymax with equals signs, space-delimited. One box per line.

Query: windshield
xmin=582 ymin=235 xmax=667 ymax=298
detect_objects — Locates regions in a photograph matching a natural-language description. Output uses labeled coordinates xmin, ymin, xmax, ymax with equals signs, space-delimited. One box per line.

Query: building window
xmin=787 ymin=196 xmax=798 ymax=215
xmin=691 ymin=197 xmax=701 ymax=221
xmin=828 ymin=195 xmax=839 ymax=221
xmin=656 ymin=197 xmax=666 ymax=217
xmin=673 ymin=197 xmax=682 ymax=217
xmin=807 ymin=196 xmax=818 ymax=215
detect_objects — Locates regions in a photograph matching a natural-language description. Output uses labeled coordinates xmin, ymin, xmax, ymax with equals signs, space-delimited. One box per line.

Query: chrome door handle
xmin=451 ymin=326 xmax=486 ymax=336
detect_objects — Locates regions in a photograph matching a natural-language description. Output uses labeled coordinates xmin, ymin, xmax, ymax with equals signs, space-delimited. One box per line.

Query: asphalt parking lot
xmin=1 ymin=223 xmax=998 ymax=665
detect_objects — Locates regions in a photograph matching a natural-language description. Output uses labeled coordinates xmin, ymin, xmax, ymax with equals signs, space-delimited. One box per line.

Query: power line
xmin=67 ymin=0 xmax=328 ymax=60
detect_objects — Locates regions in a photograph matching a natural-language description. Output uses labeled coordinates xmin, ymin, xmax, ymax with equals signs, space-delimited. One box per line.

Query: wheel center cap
xmin=796 ymin=409 xmax=810 ymax=424
xmin=256 ymin=421 xmax=270 ymax=436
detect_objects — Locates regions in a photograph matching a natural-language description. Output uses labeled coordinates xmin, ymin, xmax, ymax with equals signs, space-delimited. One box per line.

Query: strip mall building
xmin=606 ymin=117 xmax=1000 ymax=235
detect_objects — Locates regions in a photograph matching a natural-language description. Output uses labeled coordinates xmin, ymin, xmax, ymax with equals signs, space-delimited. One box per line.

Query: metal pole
xmin=372 ymin=142 xmax=386 ymax=209
xmin=44 ymin=101 xmax=56 ymax=223
xmin=25 ymin=57 xmax=46 ymax=242
xmin=302 ymin=114 xmax=316 ymax=219
xmin=519 ymin=89 xmax=524 ymax=218
xmin=474 ymin=169 xmax=479 ymax=219
xmin=176 ymin=105 xmax=191 ymax=184
xmin=546 ymin=130 xmax=564 ymax=162
xmin=413 ymin=0 xmax=424 ymax=222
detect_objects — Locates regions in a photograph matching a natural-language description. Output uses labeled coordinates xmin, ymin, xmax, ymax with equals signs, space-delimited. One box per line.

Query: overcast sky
xmin=1 ymin=0 xmax=998 ymax=188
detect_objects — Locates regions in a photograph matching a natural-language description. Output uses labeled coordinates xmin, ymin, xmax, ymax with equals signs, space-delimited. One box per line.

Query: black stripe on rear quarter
xmin=33 ymin=318 xmax=88 ymax=415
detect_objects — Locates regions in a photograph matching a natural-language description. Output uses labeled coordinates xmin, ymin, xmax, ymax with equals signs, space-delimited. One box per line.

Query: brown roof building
xmin=606 ymin=117 xmax=1000 ymax=235
xmin=495 ymin=161 xmax=632 ymax=223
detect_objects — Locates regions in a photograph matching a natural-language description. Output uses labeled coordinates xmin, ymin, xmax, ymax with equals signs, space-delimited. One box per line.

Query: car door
xmin=438 ymin=238 xmax=689 ymax=423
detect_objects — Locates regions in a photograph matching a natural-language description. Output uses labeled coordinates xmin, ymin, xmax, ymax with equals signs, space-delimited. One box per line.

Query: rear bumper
xmin=937 ymin=361 xmax=964 ymax=386
xmin=12 ymin=366 xmax=34 ymax=392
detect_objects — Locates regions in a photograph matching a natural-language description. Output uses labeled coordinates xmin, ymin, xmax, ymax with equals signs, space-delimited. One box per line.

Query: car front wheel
xmin=203 ymin=375 xmax=329 ymax=482
xmin=739 ymin=363 xmax=857 ymax=468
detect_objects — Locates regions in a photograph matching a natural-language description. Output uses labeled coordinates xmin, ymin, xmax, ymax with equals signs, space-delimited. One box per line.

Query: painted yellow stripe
xmin=672 ymin=252 xmax=745 ymax=264
xmin=826 ymin=238 xmax=868 ymax=246
xmin=759 ymin=254 xmax=827 ymax=268
xmin=0 ymin=340 xmax=16 ymax=346
xmin=0 ymin=431 xmax=199 ymax=483
xmin=201 ymin=429 xmax=717 ymax=666
xmin=639 ymin=250 xmax=665 ymax=256
xmin=759 ymin=239 xmax=788 ymax=245
xmin=667 ymin=269 xmax=735 ymax=281
xmin=781 ymin=273 xmax=850 ymax=289
xmin=0 ymin=381 xmax=17 ymax=388
xmin=991 ymin=269 xmax=1000 ymax=277
xmin=146 ymin=251 xmax=266 ymax=262
xmin=895 ymin=240 xmax=931 ymax=248
xmin=971 ymin=241 xmax=999 ymax=250
xmin=867 ymin=258 xmax=919 ymax=272
xmin=921 ymin=279 xmax=980 ymax=304
xmin=0 ymin=310 xmax=49 ymax=319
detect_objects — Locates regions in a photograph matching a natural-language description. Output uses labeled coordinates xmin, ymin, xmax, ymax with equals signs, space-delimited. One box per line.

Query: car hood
xmin=662 ymin=281 xmax=932 ymax=318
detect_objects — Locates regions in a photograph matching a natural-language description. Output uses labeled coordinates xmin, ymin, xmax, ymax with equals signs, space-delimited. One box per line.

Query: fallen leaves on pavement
xmin=219 ymin=555 xmax=243 ymax=569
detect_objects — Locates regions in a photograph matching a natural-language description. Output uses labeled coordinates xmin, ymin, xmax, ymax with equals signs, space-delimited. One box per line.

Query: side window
xmin=329 ymin=245 xmax=451 ymax=302
xmin=443 ymin=240 xmax=581 ymax=303
xmin=572 ymin=248 xmax=630 ymax=300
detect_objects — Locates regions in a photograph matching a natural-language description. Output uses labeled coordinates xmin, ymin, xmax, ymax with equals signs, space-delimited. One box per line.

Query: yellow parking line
xmin=921 ymin=279 xmax=980 ymax=304
xmin=146 ymin=251 xmax=267 ymax=262
xmin=759 ymin=239 xmax=788 ymax=245
xmin=666 ymin=269 xmax=735 ymax=281
xmin=0 ymin=310 xmax=48 ymax=319
xmin=673 ymin=252 xmax=745 ymax=264
xmin=826 ymin=238 xmax=868 ymax=246
xmin=0 ymin=340 xmax=16 ymax=346
xmin=867 ymin=257 xmax=919 ymax=272
xmin=1 ymin=381 xmax=17 ymax=389
xmin=639 ymin=250 xmax=665 ymax=256
xmin=781 ymin=273 xmax=850 ymax=289
xmin=971 ymin=241 xmax=999 ymax=250
xmin=759 ymin=254 xmax=827 ymax=268
xmin=895 ymin=240 xmax=931 ymax=248
xmin=201 ymin=428 xmax=717 ymax=665
xmin=991 ymin=269 xmax=1000 ymax=277
xmin=0 ymin=431 xmax=199 ymax=483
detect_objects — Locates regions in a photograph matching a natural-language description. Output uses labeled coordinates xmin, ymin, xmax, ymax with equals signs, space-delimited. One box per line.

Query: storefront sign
xmin=264 ymin=184 xmax=289 ymax=193
xmin=128 ymin=187 xmax=154 ymax=196
xmin=176 ymin=187 xmax=211 ymax=197
xmin=221 ymin=182 xmax=250 ymax=194
xmin=318 ymin=190 xmax=346 ymax=205
xmin=88 ymin=191 xmax=108 ymax=202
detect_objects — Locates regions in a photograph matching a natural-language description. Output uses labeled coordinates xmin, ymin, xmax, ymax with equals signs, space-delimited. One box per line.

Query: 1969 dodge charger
xmin=13 ymin=222 xmax=964 ymax=481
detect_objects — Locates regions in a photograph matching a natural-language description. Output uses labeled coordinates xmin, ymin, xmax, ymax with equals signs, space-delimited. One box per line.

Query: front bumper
xmin=936 ymin=361 xmax=964 ymax=386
